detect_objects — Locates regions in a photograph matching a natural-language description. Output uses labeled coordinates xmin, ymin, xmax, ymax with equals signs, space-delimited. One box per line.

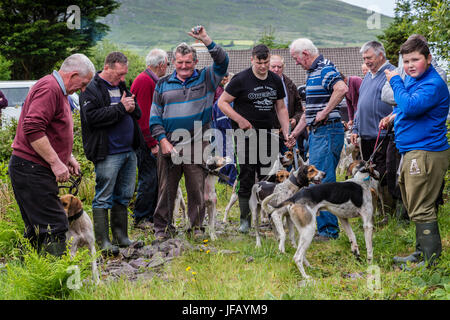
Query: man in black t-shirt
xmin=218 ymin=44 xmax=290 ymax=233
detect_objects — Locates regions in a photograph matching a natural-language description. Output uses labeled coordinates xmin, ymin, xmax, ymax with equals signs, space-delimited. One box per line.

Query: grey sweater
xmin=353 ymin=62 xmax=395 ymax=139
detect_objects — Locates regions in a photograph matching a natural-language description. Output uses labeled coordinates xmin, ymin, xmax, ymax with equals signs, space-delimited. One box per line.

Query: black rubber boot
xmin=42 ymin=234 xmax=67 ymax=257
xmin=393 ymin=240 xmax=422 ymax=264
xmin=416 ymin=221 xmax=442 ymax=266
xmin=111 ymin=204 xmax=133 ymax=247
xmin=238 ymin=196 xmax=251 ymax=233
xmin=93 ymin=208 xmax=119 ymax=256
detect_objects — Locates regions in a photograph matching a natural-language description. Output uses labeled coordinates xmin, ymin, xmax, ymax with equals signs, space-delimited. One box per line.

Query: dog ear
xmin=68 ymin=195 xmax=83 ymax=217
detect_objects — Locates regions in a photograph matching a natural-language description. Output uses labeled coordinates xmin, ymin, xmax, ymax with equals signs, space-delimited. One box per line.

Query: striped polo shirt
xmin=305 ymin=55 xmax=343 ymax=126
xmin=150 ymin=41 xmax=229 ymax=144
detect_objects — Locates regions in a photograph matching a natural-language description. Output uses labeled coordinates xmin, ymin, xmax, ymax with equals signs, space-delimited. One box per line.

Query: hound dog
xmin=274 ymin=162 xmax=379 ymax=279
xmin=346 ymin=159 xmax=385 ymax=218
xmin=259 ymin=163 xmax=325 ymax=252
xmin=203 ymin=156 xmax=233 ymax=240
xmin=60 ymin=194 xmax=100 ymax=284
xmin=337 ymin=131 xmax=361 ymax=176
xmin=173 ymin=156 xmax=232 ymax=240
xmin=222 ymin=150 xmax=294 ymax=223
xmin=173 ymin=186 xmax=187 ymax=223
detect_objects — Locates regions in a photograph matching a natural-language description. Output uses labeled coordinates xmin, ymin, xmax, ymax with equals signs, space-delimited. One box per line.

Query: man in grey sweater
xmin=351 ymin=41 xmax=395 ymax=212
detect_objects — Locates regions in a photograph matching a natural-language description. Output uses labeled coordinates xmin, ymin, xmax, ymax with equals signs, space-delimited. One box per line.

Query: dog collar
xmin=363 ymin=176 xmax=370 ymax=181
xmin=289 ymin=173 xmax=300 ymax=186
xmin=68 ymin=209 xmax=84 ymax=223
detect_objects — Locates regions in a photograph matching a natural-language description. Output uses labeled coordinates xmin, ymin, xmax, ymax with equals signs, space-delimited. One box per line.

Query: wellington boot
xmin=111 ymin=204 xmax=133 ymax=247
xmin=42 ymin=241 xmax=66 ymax=257
xmin=238 ymin=196 xmax=251 ymax=233
xmin=416 ymin=221 xmax=442 ymax=267
xmin=393 ymin=227 xmax=422 ymax=264
xmin=93 ymin=208 xmax=119 ymax=256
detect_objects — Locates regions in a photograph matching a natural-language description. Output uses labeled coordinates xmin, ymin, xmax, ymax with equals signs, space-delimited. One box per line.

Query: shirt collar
xmin=308 ymin=54 xmax=323 ymax=72
xmin=173 ymin=69 xmax=199 ymax=84
xmin=146 ymin=68 xmax=159 ymax=82
xmin=370 ymin=60 xmax=389 ymax=78
xmin=52 ymin=70 xmax=67 ymax=96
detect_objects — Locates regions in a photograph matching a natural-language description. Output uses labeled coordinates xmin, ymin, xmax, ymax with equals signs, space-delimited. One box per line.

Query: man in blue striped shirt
xmin=288 ymin=38 xmax=348 ymax=240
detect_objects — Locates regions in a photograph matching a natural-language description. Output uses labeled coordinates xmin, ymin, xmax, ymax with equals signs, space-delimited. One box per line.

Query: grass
xmin=0 ymin=171 xmax=448 ymax=300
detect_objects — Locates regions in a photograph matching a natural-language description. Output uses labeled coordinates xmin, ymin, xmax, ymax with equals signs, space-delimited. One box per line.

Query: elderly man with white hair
xmin=350 ymin=41 xmax=395 ymax=217
xmin=130 ymin=48 xmax=169 ymax=229
xmin=287 ymin=38 xmax=348 ymax=241
xmin=9 ymin=53 xmax=95 ymax=256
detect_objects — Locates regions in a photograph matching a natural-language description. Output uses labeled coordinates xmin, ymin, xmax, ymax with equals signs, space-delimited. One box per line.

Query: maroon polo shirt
xmin=12 ymin=73 xmax=73 ymax=168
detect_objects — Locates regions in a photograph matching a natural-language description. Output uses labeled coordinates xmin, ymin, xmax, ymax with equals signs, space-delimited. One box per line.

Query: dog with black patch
xmin=274 ymin=161 xmax=378 ymax=278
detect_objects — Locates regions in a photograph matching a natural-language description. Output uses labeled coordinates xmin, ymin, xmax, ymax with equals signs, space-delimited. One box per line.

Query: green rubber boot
xmin=93 ymin=208 xmax=119 ymax=256
xmin=416 ymin=221 xmax=442 ymax=267
xmin=111 ymin=204 xmax=133 ymax=247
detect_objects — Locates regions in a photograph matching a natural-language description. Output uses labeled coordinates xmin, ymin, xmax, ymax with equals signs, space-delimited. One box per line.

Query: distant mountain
xmin=101 ymin=0 xmax=392 ymax=55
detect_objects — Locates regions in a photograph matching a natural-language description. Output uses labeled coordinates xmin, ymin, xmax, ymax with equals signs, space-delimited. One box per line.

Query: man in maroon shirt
xmin=130 ymin=48 xmax=169 ymax=228
xmin=340 ymin=73 xmax=362 ymax=127
xmin=0 ymin=89 xmax=8 ymax=127
xmin=8 ymin=53 xmax=95 ymax=256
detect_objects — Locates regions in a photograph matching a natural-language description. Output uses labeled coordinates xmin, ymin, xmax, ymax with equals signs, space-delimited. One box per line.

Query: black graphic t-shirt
xmin=225 ymin=68 xmax=285 ymax=129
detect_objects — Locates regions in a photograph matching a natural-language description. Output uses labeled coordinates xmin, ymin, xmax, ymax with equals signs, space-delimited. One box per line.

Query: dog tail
xmin=272 ymin=197 xmax=294 ymax=209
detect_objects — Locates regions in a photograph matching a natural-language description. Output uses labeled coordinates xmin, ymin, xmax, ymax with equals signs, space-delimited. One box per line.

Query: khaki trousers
xmin=398 ymin=149 xmax=450 ymax=223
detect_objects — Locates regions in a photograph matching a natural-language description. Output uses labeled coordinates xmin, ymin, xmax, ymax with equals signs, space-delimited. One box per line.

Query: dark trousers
xmin=153 ymin=142 xmax=208 ymax=237
xmin=360 ymin=136 xmax=390 ymax=186
xmin=8 ymin=155 xmax=68 ymax=248
xmin=386 ymin=136 xmax=402 ymax=200
xmin=133 ymin=144 xmax=158 ymax=222
xmin=236 ymin=131 xmax=276 ymax=198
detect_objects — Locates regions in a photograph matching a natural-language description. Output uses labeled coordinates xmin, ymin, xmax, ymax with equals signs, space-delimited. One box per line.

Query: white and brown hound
xmin=273 ymin=161 xmax=379 ymax=279
xmin=222 ymin=150 xmax=295 ymax=223
xmin=60 ymin=194 xmax=100 ymax=285
xmin=259 ymin=163 xmax=325 ymax=251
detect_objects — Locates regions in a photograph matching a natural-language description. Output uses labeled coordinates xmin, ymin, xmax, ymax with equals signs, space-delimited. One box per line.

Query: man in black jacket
xmin=79 ymin=52 xmax=142 ymax=256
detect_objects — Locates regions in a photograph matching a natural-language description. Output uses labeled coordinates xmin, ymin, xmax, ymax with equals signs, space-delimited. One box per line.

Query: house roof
xmin=168 ymin=46 xmax=364 ymax=87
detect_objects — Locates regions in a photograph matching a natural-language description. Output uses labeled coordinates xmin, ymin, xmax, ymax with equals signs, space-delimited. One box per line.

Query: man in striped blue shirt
xmin=150 ymin=26 xmax=229 ymax=241
xmin=288 ymin=38 xmax=348 ymax=240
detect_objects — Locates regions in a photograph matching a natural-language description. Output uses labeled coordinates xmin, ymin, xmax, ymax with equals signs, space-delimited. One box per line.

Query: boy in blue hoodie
xmin=382 ymin=37 xmax=449 ymax=267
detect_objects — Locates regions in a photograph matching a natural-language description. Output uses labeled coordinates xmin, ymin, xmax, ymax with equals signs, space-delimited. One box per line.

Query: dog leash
xmin=58 ymin=172 xmax=83 ymax=196
xmin=367 ymin=126 xmax=391 ymax=166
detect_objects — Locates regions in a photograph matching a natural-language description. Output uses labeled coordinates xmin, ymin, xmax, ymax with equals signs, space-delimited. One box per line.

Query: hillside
xmin=101 ymin=0 xmax=392 ymax=55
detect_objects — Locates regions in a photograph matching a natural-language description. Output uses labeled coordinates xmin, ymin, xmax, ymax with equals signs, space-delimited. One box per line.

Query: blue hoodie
xmin=390 ymin=64 xmax=449 ymax=154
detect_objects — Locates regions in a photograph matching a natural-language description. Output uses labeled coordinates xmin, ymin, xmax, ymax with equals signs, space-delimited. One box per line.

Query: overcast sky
xmin=340 ymin=0 xmax=396 ymax=17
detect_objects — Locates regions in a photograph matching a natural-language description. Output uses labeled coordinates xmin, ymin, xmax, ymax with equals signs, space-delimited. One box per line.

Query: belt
xmin=309 ymin=118 xmax=341 ymax=129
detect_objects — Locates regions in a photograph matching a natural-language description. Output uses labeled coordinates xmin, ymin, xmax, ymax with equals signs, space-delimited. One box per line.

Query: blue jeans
xmin=92 ymin=151 xmax=137 ymax=209
xmin=309 ymin=121 xmax=344 ymax=238
xmin=134 ymin=144 xmax=158 ymax=222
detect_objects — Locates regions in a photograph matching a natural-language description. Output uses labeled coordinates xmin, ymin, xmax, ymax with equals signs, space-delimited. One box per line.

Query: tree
xmin=257 ymin=26 xmax=289 ymax=49
xmin=378 ymin=0 xmax=449 ymax=66
xmin=0 ymin=1 xmax=120 ymax=80
xmin=0 ymin=55 xmax=12 ymax=80
xmin=87 ymin=40 xmax=146 ymax=88
xmin=377 ymin=0 xmax=415 ymax=66
xmin=412 ymin=0 xmax=449 ymax=61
